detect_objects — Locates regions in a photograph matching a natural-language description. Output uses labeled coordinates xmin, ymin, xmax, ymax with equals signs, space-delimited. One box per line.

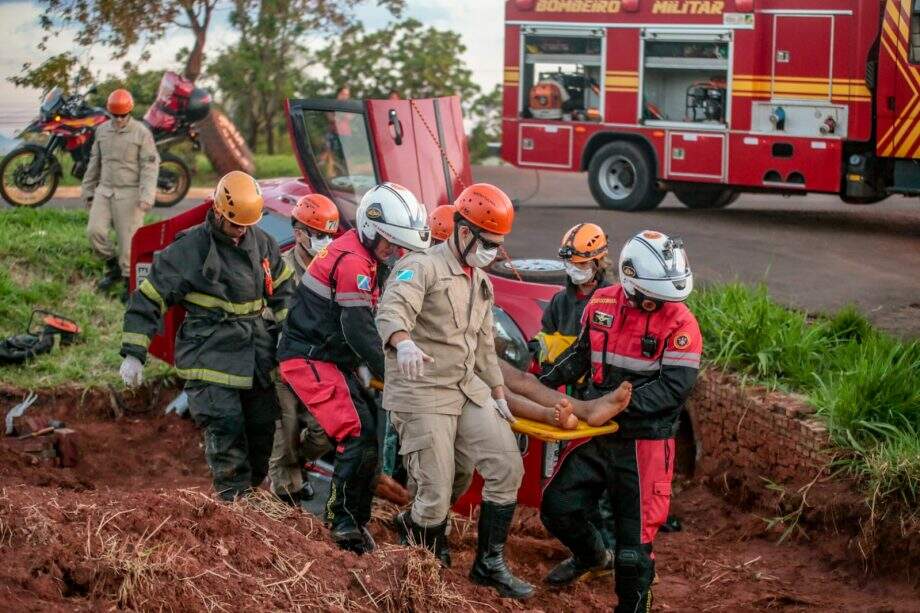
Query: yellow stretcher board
xmin=511 ymin=417 xmax=619 ymax=442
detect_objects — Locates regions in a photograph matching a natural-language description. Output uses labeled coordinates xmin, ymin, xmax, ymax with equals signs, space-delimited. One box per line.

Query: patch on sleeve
xmin=592 ymin=310 xmax=614 ymax=328
xmin=673 ymin=331 xmax=692 ymax=350
xmin=394 ymin=269 xmax=414 ymax=282
xmin=356 ymin=274 xmax=372 ymax=291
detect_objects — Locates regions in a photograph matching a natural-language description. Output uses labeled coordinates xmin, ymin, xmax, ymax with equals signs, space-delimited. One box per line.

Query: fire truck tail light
xmin=623 ymin=0 xmax=640 ymax=12
xmin=735 ymin=0 xmax=754 ymax=11
xmin=653 ymin=131 xmax=665 ymax=138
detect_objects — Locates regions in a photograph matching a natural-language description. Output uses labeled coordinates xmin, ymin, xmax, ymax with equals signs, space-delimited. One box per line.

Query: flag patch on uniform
xmin=395 ymin=269 xmax=414 ymax=282
xmin=356 ymin=274 xmax=372 ymax=291
xmin=592 ymin=310 xmax=614 ymax=328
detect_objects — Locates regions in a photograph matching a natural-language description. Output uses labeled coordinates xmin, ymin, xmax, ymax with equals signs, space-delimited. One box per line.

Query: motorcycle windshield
xmin=41 ymin=87 xmax=63 ymax=115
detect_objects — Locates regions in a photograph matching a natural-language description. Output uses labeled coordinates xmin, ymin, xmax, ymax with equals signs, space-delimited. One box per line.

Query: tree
xmin=210 ymin=0 xmax=402 ymax=154
xmin=317 ymin=18 xmax=481 ymax=102
xmin=28 ymin=0 xmax=405 ymax=86
xmin=467 ymin=85 xmax=503 ymax=164
xmin=7 ymin=53 xmax=94 ymax=94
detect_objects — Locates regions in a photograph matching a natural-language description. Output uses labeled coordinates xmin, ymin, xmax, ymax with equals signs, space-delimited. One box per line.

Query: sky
xmin=0 ymin=0 xmax=505 ymax=137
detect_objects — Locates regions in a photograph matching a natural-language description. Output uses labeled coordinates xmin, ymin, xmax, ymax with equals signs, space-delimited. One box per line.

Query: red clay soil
xmin=1 ymin=388 xmax=918 ymax=611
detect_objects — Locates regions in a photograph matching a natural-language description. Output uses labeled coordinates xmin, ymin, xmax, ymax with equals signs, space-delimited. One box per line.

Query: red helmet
xmin=428 ymin=205 xmax=456 ymax=242
xmin=454 ymin=183 xmax=514 ymax=235
xmin=292 ymin=194 xmax=339 ymax=234
xmin=106 ymin=89 xmax=134 ymax=115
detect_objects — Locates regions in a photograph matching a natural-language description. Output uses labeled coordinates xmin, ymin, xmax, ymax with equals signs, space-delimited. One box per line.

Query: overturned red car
xmin=130 ymin=96 xmax=559 ymax=510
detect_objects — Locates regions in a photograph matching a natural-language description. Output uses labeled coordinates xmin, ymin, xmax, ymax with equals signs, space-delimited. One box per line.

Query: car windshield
xmin=41 ymin=87 xmax=63 ymax=114
xmin=257 ymin=211 xmax=294 ymax=250
xmin=298 ymin=109 xmax=377 ymax=205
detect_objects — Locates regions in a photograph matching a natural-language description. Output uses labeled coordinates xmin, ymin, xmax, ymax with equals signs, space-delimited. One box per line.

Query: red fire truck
xmin=502 ymin=0 xmax=920 ymax=211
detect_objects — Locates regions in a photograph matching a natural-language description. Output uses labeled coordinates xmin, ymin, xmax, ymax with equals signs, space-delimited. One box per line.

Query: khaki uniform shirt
xmin=375 ymin=241 xmax=503 ymax=414
xmin=281 ymin=248 xmax=310 ymax=285
xmin=81 ymin=117 xmax=159 ymax=204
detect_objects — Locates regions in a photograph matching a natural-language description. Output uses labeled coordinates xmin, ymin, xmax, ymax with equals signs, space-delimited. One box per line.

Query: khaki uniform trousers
xmin=268 ymin=373 xmax=333 ymax=495
xmin=86 ymin=186 xmax=145 ymax=277
xmin=390 ymin=399 xmax=524 ymax=527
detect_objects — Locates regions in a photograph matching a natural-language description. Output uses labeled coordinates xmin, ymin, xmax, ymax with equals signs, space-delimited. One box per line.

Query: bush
xmin=689 ymin=283 xmax=920 ymax=502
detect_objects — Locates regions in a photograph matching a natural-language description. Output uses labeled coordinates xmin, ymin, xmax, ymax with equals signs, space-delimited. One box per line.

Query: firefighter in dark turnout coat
xmin=539 ymin=231 xmax=701 ymax=612
xmin=119 ymin=171 xmax=294 ymax=500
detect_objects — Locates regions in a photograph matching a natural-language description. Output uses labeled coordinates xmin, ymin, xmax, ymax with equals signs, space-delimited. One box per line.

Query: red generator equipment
xmin=502 ymin=0 xmax=920 ymax=211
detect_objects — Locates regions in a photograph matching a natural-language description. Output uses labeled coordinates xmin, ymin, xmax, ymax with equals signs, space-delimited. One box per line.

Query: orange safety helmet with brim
xmin=213 ymin=171 xmax=264 ymax=226
xmin=559 ymin=223 xmax=608 ymax=263
xmin=428 ymin=204 xmax=456 ymax=242
xmin=454 ymin=183 xmax=515 ymax=236
xmin=106 ymin=89 xmax=135 ymax=116
xmin=292 ymin=193 xmax=340 ymax=234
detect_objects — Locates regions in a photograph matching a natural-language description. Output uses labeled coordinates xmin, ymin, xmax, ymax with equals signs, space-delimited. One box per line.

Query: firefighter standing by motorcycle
xmin=277 ymin=182 xmax=431 ymax=554
xmin=118 ymin=171 xmax=294 ymax=501
xmin=82 ymin=89 xmax=159 ymax=301
xmin=539 ymin=231 xmax=702 ymax=612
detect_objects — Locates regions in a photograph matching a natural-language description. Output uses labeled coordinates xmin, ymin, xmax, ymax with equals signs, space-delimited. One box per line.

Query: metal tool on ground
xmin=5 ymin=391 xmax=38 ymax=435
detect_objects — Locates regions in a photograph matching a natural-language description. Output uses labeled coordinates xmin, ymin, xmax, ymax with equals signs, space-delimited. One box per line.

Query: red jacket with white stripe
xmin=540 ymin=284 xmax=702 ymax=439
xmin=277 ymin=229 xmax=385 ymax=378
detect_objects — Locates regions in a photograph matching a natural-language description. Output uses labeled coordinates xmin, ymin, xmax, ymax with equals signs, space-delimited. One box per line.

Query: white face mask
xmin=467 ymin=241 xmax=498 ymax=268
xmin=565 ymin=262 xmax=594 ymax=285
xmin=307 ymin=234 xmax=333 ymax=255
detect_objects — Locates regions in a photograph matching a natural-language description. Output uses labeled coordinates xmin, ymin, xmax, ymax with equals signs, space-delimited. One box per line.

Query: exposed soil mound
xmin=1 ymin=386 xmax=918 ymax=610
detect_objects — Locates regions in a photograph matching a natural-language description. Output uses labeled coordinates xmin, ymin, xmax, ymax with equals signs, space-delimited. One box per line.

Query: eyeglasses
xmin=463 ymin=223 xmax=502 ymax=250
xmin=112 ymin=113 xmax=129 ymax=119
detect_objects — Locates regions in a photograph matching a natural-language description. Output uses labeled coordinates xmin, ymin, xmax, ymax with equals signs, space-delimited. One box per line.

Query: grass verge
xmin=689 ymin=283 xmax=920 ymax=505
xmin=0 ymin=208 xmax=172 ymax=388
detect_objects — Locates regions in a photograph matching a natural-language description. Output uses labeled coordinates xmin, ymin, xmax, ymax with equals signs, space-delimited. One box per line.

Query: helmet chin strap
xmin=453 ymin=222 xmax=476 ymax=265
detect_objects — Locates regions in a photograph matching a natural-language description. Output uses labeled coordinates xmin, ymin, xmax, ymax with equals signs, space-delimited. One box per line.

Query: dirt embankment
xmin=1 ymin=385 xmax=918 ymax=611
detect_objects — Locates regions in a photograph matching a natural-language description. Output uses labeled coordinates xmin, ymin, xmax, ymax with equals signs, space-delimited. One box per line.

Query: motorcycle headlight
xmin=492 ymin=306 xmax=531 ymax=371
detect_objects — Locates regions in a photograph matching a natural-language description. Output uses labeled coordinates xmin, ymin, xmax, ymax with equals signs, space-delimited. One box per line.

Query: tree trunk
xmin=184 ymin=29 xmax=207 ymax=81
xmin=266 ymin=112 xmax=276 ymax=154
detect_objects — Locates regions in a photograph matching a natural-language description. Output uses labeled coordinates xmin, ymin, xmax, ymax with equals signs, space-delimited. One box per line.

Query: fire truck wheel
xmin=588 ymin=141 xmax=657 ymax=211
xmin=487 ymin=257 xmax=568 ymax=285
xmin=197 ymin=109 xmax=256 ymax=176
xmin=673 ymin=186 xmax=739 ymax=210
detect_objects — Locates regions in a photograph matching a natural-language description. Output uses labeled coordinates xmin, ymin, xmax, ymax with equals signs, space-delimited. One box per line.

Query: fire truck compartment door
xmin=667 ymin=131 xmax=725 ymax=181
xmin=771 ymin=15 xmax=833 ymax=100
xmin=518 ymin=123 xmax=573 ymax=168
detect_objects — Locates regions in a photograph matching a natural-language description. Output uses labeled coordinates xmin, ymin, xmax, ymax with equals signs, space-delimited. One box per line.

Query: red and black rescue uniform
xmin=277 ymin=229 xmax=385 ymax=544
xmin=539 ymin=284 xmax=701 ymax=612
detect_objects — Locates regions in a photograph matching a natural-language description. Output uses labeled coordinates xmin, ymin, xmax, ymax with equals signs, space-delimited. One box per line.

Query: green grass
xmin=0 ymin=208 xmax=172 ymax=388
xmin=689 ymin=283 xmax=920 ymax=504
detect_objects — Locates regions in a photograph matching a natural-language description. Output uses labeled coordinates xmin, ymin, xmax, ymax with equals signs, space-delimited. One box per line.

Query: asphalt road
xmin=37 ymin=165 xmax=920 ymax=337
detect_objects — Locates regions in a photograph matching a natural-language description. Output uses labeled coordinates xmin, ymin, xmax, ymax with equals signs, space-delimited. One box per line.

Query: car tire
xmin=197 ymin=109 xmax=256 ymax=176
xmin=487 ymin=257 xmax=567 ymax=285
xmin=588 ymin=141 xmax=659 ymax=211
xmin=673 ymin=186 xmax=739 ymax=209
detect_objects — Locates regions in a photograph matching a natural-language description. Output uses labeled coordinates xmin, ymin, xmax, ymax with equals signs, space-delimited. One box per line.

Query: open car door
xmin=286 ymin=96 xmax=473 ymax=221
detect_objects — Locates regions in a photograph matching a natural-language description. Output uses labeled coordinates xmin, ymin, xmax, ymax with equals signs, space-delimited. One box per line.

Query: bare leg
xmin=506 ymin=390 xmax=578 ymax=429
xmin=499 ymin=360 xmax=632 ymax=427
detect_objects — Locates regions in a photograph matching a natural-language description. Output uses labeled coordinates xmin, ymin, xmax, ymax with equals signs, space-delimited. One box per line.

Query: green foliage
xmin=194 ymin=153 xmax=301 ymax=183
xmin=0 ymin=209 xmax=171 ymax=388
xmin=317 ymin=18 xmax=481 ymax=102
xmin=6 ymin=53 xmax=94 ymax=95
xmin=467 ymin=85 xmax=503 ymax=163
xmin=689 ymin=283 xmax=920 ymax=502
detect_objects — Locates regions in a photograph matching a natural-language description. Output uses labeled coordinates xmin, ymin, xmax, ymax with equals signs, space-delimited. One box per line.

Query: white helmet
xmin=618 ymin=230 xmax=693 ymax=303
xmin=356 ymin=183 xmax=431 ymax=252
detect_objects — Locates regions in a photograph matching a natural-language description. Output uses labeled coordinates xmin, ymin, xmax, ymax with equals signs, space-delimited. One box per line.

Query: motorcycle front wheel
xmin=0 ymin=145 xmax=61 ymax=208
xmin=155 ymin=153 xmax=191 ymax=208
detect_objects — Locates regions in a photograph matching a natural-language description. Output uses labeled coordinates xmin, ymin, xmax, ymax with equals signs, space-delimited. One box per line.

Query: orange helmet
xmin=559 ymin=223 xmax=608 ymax=263
xmin=213 ymin=171 xmax=263 ymax=226
xmin=292 ymin=193 xmax=339 ymax=234
xmin=428 ymin=205 xmax=456 ymax=242
xmin=106 ymin=89 xmax=134 ymax=115
xmin=454 ymin=183 xmax=514 ymax=236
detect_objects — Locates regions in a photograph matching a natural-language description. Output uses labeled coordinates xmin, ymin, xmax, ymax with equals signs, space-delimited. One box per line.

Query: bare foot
xmin=552 ymin=398 xmax=579 ymax=429
xmin=594 ymin=381 xmax=633 ymax=420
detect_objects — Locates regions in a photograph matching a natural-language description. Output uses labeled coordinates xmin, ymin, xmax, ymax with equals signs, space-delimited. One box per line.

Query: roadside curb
xmin=54 ymin=186 xmax=214 ymax=200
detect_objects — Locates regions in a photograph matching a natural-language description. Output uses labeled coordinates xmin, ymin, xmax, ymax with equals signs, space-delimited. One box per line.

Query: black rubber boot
xmin=118 ymin=278 xmax=130 ymax=303
xmin=614 ymin=546 xmax=654 ymax=613
xmin=331 ymin=524 xmax=366 ymax=554
xmin=97 ymin=257 xmax=122 ymax=291
xmin=469 ymin=501 xmax=534 ymax=600
xmin=394 ymin=511 xmax=451 ymax=567
xmin=545 ymin=549 xmax=614 ymax=587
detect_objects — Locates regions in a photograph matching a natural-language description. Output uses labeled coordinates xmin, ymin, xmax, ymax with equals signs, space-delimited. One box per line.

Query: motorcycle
xmin=0 ymin=75 xmax=210 ymax=208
